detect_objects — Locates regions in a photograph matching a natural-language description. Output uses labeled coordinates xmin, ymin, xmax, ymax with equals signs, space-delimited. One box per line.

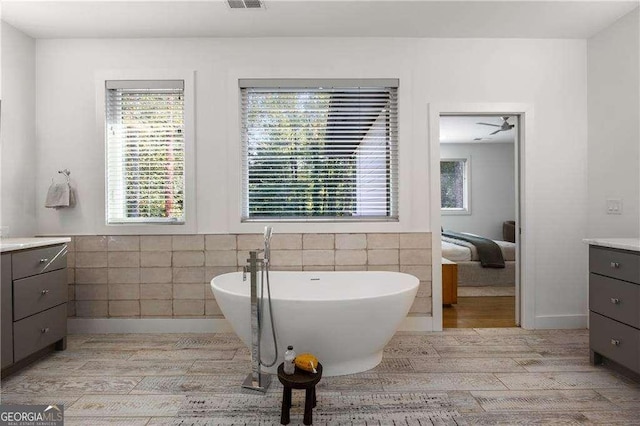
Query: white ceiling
xmin=440 ymin=115 xmax=516 ymax=144
xmin=2 ymin=0 xmax=638 ymax=39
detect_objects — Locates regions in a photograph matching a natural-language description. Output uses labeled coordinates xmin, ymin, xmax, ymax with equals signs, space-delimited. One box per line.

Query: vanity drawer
xmin=590 ymin=312 xmax=640 ymax=372
xmin=12 ymin=244 xmax=68 ymax=280
xmin=13 ymin=304 xmax=67 ymax=362
xmin=13 ymin=269 xmax=67 ymax=321
xmin=589 ymin=246 xmax=640 ymax=284
xmin=1 ymin=254 xmax=13 ymax=368
xmin=590 ymin=273 xmax=640 ymax=328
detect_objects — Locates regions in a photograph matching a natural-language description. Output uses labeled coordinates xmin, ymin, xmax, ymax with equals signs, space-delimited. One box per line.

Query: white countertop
xmin=0 ymin=237 xmax=71 ymax=253
xmin=583 ymin=238 xmax=640 ymax=252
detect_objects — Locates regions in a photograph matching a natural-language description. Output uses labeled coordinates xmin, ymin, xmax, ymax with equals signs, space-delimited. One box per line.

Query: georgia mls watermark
xmin=0 ymin=405 xmax=63 ymax=426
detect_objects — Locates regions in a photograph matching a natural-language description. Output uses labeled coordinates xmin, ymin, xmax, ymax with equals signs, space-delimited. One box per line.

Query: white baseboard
xmin=67 ymin=318 xmax=234 ymax=334
xmin=534 ymin=314 xmax=588 ymax=329
xmin=399 ymin=315 xmax=433 ymax=331
xmin=68 ymin=315 xmax=434 ymax=334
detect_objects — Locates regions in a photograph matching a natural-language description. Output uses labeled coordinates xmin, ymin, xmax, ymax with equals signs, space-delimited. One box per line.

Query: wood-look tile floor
xmin=1 ymin=329 xmax=639 ymax=425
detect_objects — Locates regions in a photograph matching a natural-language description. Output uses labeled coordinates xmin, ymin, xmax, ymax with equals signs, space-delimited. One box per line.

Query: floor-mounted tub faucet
xmin=242 ymin=225 xmax=276 ymax=393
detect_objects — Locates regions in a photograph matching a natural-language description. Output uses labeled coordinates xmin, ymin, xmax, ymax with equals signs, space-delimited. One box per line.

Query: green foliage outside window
xmin=118 ymin=92 xmax=184 ymax=220
xmin=246 ymin=92 xmax=357 ymax=217
xmin=441 ymin=160 xmax=465 ymax=209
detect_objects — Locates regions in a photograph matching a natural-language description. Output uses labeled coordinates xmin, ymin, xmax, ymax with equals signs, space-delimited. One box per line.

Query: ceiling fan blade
xmin=477 ymin=122 xmax=501 ymax=127
xmin=489 ymin=129 xmax=503 ymax=135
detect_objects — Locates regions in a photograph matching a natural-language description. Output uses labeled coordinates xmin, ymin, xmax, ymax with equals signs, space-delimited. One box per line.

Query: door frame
xmin=428 ymin=103 xmax=535 ymax=331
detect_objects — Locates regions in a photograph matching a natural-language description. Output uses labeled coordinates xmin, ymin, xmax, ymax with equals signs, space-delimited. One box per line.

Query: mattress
xmin=442 ymin=237 xmax=516 ymax=262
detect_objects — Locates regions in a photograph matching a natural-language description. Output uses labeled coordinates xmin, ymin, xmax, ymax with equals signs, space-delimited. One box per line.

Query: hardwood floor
xmin=1 ymin=329 xmax=639 ymax=425
xmin=444 ymin=296 xmax=516 ymax=328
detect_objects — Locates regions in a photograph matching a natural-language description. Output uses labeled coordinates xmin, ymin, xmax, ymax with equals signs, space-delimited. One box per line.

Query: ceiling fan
xmin=477 ymin=116 xmax=514 ymax=135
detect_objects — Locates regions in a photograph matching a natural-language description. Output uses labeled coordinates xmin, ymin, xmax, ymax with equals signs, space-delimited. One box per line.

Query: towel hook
xmin=57 ymin=169 xmax=71 ymax=183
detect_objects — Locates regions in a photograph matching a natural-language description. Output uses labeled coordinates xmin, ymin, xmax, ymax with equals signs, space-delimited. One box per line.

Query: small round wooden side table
xmin=276 ymin=362 xmax=323 ymax=425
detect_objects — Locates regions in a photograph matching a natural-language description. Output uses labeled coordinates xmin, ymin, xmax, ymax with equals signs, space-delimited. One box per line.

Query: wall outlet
xmin=606 ymin=199 xmax=623 ymax=215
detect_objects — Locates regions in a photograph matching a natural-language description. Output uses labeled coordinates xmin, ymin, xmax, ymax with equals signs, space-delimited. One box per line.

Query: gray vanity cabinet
xmin=589 ymin=245 xmax=640 ymax=374
xmin=1 ymin=244 xmax=68 ymax=376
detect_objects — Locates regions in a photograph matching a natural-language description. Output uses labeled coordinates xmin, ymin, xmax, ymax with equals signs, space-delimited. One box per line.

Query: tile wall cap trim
xmin=39 ymin=232 xmax=431 ymax=237
xmin=66 ymin=315 xmax=434 ymax=334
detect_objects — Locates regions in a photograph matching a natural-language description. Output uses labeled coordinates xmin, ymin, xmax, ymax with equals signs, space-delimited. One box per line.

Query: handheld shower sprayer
xmin=263 ymin=226 xmax=273 ymax=265
xmin=259 ymin=225 xmax=278 ymax=368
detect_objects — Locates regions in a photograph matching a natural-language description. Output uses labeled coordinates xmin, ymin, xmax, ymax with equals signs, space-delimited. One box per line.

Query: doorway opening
xmin=439 ymin=114 xmax=520 ymax=328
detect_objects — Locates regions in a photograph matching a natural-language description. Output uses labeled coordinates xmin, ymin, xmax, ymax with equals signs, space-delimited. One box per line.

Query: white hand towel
xmin=69 ymin=186 xmax=77 ymax=207
xmin=45 ymin=182 xmax=70 ymax=208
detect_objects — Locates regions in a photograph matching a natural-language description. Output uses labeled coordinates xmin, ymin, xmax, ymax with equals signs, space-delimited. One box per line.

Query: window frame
xmin=238 ymin=78 xmax=399 ymax=223
xmin=440 ymin=157 xmax=471 ymax=215
xmin=95 ymin=70 xmax=196 ymax=235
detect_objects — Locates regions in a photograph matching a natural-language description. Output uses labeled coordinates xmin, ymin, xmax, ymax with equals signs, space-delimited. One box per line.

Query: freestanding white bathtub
xmin=210 ymin=271 xmax=418 ymax=376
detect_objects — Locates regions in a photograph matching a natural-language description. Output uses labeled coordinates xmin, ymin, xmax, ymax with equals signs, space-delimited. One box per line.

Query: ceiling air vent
xmin=228 ymin=0 xmax=263 ymax=9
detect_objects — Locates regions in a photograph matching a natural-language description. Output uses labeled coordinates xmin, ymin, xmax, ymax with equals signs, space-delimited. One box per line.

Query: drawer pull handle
xmin=41 ymin=289 xmax=50 ymax=295
xmin=610 ymin=262 xmax=621 ymax=268
xmin=41 ymin=327 xmax=49 ymax=334
xmin=610 ymin=298 xmax=620 ymax=304
xmin=611 ymin=339 xmax=620 ymax=346
xmin=39 ymin=258 xmax=49 ymax=263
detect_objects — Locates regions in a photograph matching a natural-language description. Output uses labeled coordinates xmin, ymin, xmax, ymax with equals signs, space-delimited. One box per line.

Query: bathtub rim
xmin=210 ymin=270 xmax=419 ymax=302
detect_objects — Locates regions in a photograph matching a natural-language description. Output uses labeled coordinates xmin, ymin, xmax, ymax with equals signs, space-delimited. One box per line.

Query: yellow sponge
xmin=294 ymin=353 xmax=318 ymax=373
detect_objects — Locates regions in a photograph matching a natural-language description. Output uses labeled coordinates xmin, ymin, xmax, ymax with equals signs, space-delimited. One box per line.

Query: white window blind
xmin=240 ymin=79 xmax=399 ymax=221
xmin=106 ymin=80 xmax=185 ymax=224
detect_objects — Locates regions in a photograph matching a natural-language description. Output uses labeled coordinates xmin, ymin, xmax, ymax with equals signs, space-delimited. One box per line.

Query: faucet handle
xmin=242 ymin=265 xmax=249 ymax=281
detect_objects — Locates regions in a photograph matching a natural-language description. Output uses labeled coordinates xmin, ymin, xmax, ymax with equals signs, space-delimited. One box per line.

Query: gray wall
xmin=441 ymin=142 xmax=515 ymax=241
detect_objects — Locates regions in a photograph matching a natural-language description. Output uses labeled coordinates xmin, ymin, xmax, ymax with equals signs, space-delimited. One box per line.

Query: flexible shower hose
xmin=258 ymin=262 xmax=278 ymax=367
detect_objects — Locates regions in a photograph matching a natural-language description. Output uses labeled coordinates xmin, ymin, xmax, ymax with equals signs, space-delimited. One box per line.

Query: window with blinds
xmin=105 ymin=80 xmax=185 ymax=224
xmin=240 ymin=79 xmax=399 ymax=221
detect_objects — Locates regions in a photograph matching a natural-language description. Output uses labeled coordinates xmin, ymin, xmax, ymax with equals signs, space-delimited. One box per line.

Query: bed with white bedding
xmin=442 ymin=236 xmax=516 ymax=287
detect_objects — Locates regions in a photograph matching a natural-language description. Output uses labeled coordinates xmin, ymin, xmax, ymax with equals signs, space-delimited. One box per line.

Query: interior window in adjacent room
xmin=441 ymin=158 xmax=470 ymax=214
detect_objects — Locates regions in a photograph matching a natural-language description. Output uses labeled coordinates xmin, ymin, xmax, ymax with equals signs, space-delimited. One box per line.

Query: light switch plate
xmin=606 ymin=199 xmax=623 ymax=215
